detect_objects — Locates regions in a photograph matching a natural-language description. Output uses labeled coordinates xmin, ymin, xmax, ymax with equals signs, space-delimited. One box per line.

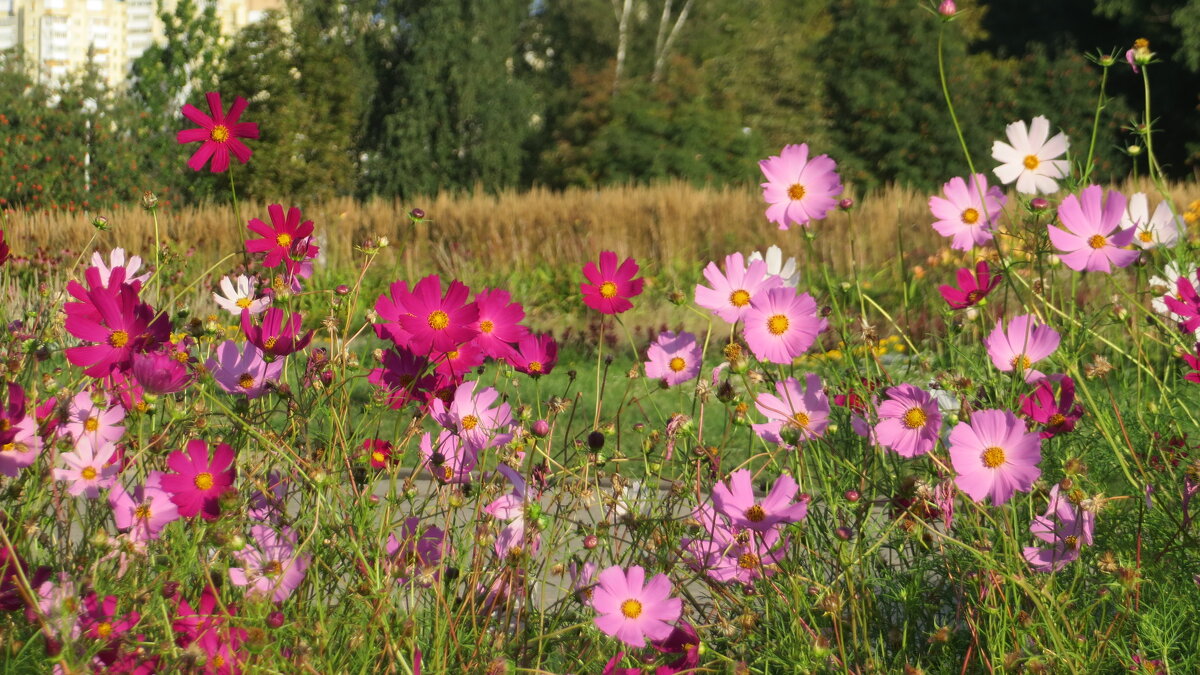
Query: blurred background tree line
xmin=1 ymin=0 xmax=1197 ymax=210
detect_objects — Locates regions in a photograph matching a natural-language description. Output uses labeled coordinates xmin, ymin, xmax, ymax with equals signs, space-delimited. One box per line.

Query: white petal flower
xmin=747 ymin=245 xmax=800 ymax=287
xmin=1121 ymin=192 xmax=1185 ymax=249
xmin=91 ymin=248 xmax=151 ymax=287
xmin=991 ymin=116 xmax=1070 ymax=195
xmin=213 ymin=275 xmax=271 ymax=316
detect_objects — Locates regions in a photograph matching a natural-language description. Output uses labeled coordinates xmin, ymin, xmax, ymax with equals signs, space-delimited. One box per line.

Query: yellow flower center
xmin=1133 ymin=38 xmax=1149 ymax=50
xmin=1047 ymin=413 xmax=1066 ymax=427
xmin=81 ymin=466 xmax=97 ymax=480
xmin=767 ymin=314 xmax=789 ymax=336
xmin=372 ymin=451 xmax=386 ymax=463
xmin=599 ymin=281 xmax=618 ymax=299
xmin=427 ymin=310 xmax=450 ymax=330
xmin=528 ymin=361 xmax=543 ymax=373
xmin=738 ymin=553 xmax=760 ymax=569
xmin=668 ymin=357 xmax=686 ymax=372
xmin=981 ymin=446 xmax=1006 ymax=468
xmin=0 ymin=419 xmax=10 ymax=431
xmin=965 ymin=290 xmax=981 ymax=304
xmin=1137 ymin=231 xmax=1154 ymax=243
xmin=84 ymin=416 xmax=99 ymax=432
xmin=264 ymin=560 xmax=284 ymax=577
xmin=238 ymin=373 xmax=256 ymax=389
xmin=479 ymin=319 xmax=495 ymax=333
xmin=173 ymin=350 xmax=190 ymax=363
xmin=263 ymin=337 xmax=278 ymax=350
xmin=729 ymin=289 xmax=751 ymax=307
xmin=961 ymin=208 xmax=980 ymax=224
xmin=1023 ymin=155 xmax=1040 ymax=170
xmin=276 ymin=233 xmax=292 ymax=248
xmin=901 ymin=407 xmax=927 ymax=430
xmin=96 ymin=622 xmax=113 ymax=638
xmin=134 ymin=504 xmax=152 ymax=521
xmin=443 ymin=466 xmax=454 ymax=481
xmin=236 ymin=297 xmax=253 ymax=309
xmin=1 ymin=443 xmax=15 ymax=452
xmin=787 ymin=184 xmax=806 ymax=200
xmin=109 ymin=330 xmax=130 ymax=348
xmin=213 ymin=656 xmax=226 ymax=668
xmin=194 ymin=472 xmax=214 ymax=490
xmin=1064 ymin=535 xmax=1079 ymax=550
xmin=1087 ymin=234 xmax=1108 ymax=249
xmin=791 ymin=412 xmax=810 ymax=429
xmin=745 ymin=504 xmax=766 ymax=522
xmin=620 ymin=599 xmax=643 ymax=619
xmin=461 ymin=415 xmax=479 ymax=430
xmin=1010 ymin=354 xmax=1032 ymax=371
xmin=209 ymin=125 xmax=230 ymax=142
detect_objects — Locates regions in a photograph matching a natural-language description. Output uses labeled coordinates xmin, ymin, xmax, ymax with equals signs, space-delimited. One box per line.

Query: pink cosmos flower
xmin=385 ymin=518 xmax=446 ymax=585
xmin=391 ymin=275 xmax=480 ymax=354
xmin=131 ymin=348 xmax=193 ymax=394
xmin=759 ymin=143 xmax=843 ymax=229
xmin=991 ymin=116 xmax=1070 ymax=194
xmin=694 ymin=253 xmax=783 ymax=324
xmin=160 ymin=439 xmax=236 ymax=520
xmin=241 ymin=307 xmax=313 ymax=358
xmin=1183 ymin=344 xmax=1200 ymax=384
xmin=430 ymin=341 xmax=485 ymax=380
xmin=1022 ymin=485 xmax=1095 ymax=572
xmin=1049 ymin=186 xmax=1139 ymax=273
xmin=244 ymin=204 xmax=320 ymax=276
xmin=1122 ymin=192 xmax=1185 ymax=249
xmin=109 ymin=473 xmax=180 ymax=541
xmin=470 ymin=288 xmax=529 ymax=360
xmin=743 ymin=286 xmax=827 ymax=365
xmin=752 ymin=373 xmax=830 ymax=447
xmin=229 ymin=524 xmax=311 ymax=603
xmin=581 ymin=251 xmax=644 ymax=315
xmin=206 ymin=340 xmax=283 ymax=399
xmin=486 ymin=464 xmax=541 ymax=559
xmin=644 ymin=331 xmax=702 ymax=387
xmin=368 ymin=347 xmax=435 ymax=410
xmin=685 ymin=510 xmax=789 ymax=587
xmin=0 ymin=383 xmax=41 ymax=478
xmin=929 ymin=174 xmax=1007 ymax=250
xmin=53 ymin=441 xmax=119 ymax=497
xmin=873 ymin=384 xmax=942 ymax=458
xmin=711 ymin=468 xmax=808 ymax=532
xmin=213 ymin=274 xmax=270 ymax=316
xmin=592 ymin=565 xmax=682 ymax=648
xmin=510 ymin=333 xmax=558 ymax=377
xmin=64 ymin=390 xmax=125 ymax=452
xmin=939 ymin=260 xmax=1002 ymax=310
xmin=985 ymin=314 xmax=1061 ymax=383
xmin=1163 ymin=270 xmax=1200 ymax=335
xmin=1019 ymin=375 xmax=1083 ymax=438
xmin=429 ymin=380 xmax=512 ymax=451
xmin=64 ymin=267 xmax=170 ymax=377
xmin=420 ymin=429 xmax=478 ymax=484
xmin=172 ymin=587 xmax=246 ymax=674
xmin=177 ymin=92 xmax=258 ymax=173
xmin=948 ymin=409 xmax=1042 ymax=506
xmin=91 ymin=248 xmax=150 ymax=287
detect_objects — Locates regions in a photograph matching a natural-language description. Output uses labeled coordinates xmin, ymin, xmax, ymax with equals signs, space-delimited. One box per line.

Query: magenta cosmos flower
xmin=873 ymin=384 xmax=942 ymax=458
xmin=369 ymin=347 xmax=436 ymax=410
xmin=644 ymin=331 xmax=701 ymax=387
xmin=743 ymin=287 xmax=827 ymax=365
xmin=391 ymin=275 xmax=480 ymax=354
xmin=207 ymin=340 xmax=283 ymax=398
xmin=131 ymin=348 xmax=193 ymax=394
xmin=1183 ymin=344 xmax=1200 ymax=384
xmin=241 ymin=307 xmax=313 ymax=358
xmin=1019 ymin=375 xmax=1083 ymax=438
xmin=1163 ymin=270 xmax=1200 ymax=335
xmin=363 ymin=439 xmax=395 ymax=470
xmin=176 ymin=92 xmax=259 ymax=173
xmin=244 ymin=204 xmax=320 ymax=276
xmin=581 ymin=251 xmax=644 ymax=315
xmin=511 ymin=333 xmax=558 ymax=377
xmin=948 ymin=409 xmax=1041 ymax=506
xmin=711 ymin=468 xmax=808 ymax=532
xmin=985 ymin=314 xmax=1061 ymax=383
xmin=592 ymin=565 xmax=681 ymax=648
xmin=929 ymin=174 xmax=1007 ymax=250
xmin=759 ymin=143 xmax=843 ymax=229
xmin=229 ymin=524 xmax=311 ymax=603
xmin=1022 ymin=485 xmax=1095 ymax=572
xmin=694 ymin=253 xmax=782 ymax=324
xmin=752 ymin=373 xmax=830 ymax=446
xmin=386 ymin=517 xmax=446 ymax=585
xmin=79 ymin=592 xmax=140 ymax=644
xmin=470 ymin=288 xmax=529 ymax=360
xmin=939 ymin=260 xmax=1002 ymax=310
xmin=1049 ymin=186 xmax=1139 ymax=273
xmin=64 ymin=267 xmax=170 ymax=377
xmin=160 ymin=439 xmax=236 ymax=520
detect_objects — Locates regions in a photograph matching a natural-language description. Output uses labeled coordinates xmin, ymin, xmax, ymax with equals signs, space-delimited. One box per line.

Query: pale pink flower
xmin=644 ymin=331 xmax=702 ymax=387
xmin=948 ymin=409 xmax=1041 ymax=506
xmin=53 ymin=442 xmax=119 ymax=498
xmin=694 ymin=253 xmax=782 ymax=324
xmin=928 ymin=174 xmax=1007 ymax=250
xmin=984 ymin=314 xmax=1060 ymax=383
xmin=213 ymin=274 xmax=271 ymax=315
xmin=592 ymin=565 xmax=681 ymax=647
xmin=759 ymin=143 xmax=843 ymax=229
xmin=1121 ymin=192 xmax=1184 ymax=249
xmin=90 ymin=248 xmax=150 ymax=287
xmin=1049 ymin=185 xmax=1139 ymax=272
xmin=752 ymin=373 xmax=829 ymax=446
xmin=64 ymin=391 xmax=124 ymax=453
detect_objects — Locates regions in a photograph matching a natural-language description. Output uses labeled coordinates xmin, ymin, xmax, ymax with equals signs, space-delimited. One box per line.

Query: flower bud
xmin=587 ymin=430 xmax=605 ymax=450
xmin=844 ymin=490 xmax=860 ymax=503
xmin=267 ymin=611 xmax=285 ymax=629
xmin=938 ymin=0 xmax=956 ymax=16
xmin=532 ymin=419 xmax=551 ymax=438
xmin=583 ymin=534 xmax=599 ymax=549
xmin=1030 ymin=198 xmax=1049 ymax=212
xmin=335 ymin=284 xmax=350 ymax=296
xmin=91 ymin=215 xmax=109 ymax=231
xmin=838 ymin=198 xmax=854 ymax=210
xmin=1127 ymin=145 xmax=1142 ymax=156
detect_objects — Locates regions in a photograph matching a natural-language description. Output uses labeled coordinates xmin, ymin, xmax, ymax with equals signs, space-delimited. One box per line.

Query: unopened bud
xmin=532 ymin=420 xmax=551 ymax=438
xmin=938 ymin=0 xmax=956 ymax=17
xmin=91 ymin=215 xmax=109 ymax=231
xmin=838 ymin=198 xmax=854 ymax=210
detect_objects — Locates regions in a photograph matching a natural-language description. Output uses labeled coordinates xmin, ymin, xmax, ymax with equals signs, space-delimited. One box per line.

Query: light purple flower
xmin=429 ymin=380 xmax=512 ymax=452
xmin=206 ymin=339 xmax=283 ymax=398
xmin=1022 ymin=485 xmax=1094 ymax=572
xmin=644 ymin=331 xmax=702 ymax=387
xmin=229 ymin=524 xmax=311 ymax=603
xmin=752 ymin=373 xmax=830 ymax=447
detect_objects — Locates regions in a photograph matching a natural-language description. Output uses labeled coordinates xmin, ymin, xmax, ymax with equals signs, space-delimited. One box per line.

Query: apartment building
xmin=0 ymin=0 xmax=281 ymax=85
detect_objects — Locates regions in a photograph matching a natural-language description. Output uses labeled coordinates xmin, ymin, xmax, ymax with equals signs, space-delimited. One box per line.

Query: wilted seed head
xmin=1064 ymin=457 xmax=1087 ymax=475
xmin=723 ymin=342 xmax=742 ymax=362
xmin=140 ymin=191 xmax=158 ymax=210
xmin=1084 ymin=354 xmax=1113 ymax=379
xmin=668 ymin=289 xmax=686 ymax=306
xmin=1097 ymin=551 xmax=1119 ymax=573
xmin=928 ymin=626 xmax=951 ymax=644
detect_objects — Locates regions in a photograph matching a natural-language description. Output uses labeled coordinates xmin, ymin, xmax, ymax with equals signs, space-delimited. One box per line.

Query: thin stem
xmin=1080 ymin=63 xmax=1110 ymax=184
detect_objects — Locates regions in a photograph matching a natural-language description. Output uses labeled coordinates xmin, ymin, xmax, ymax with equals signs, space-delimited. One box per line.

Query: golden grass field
xmin=6 ymin=180 xmax=1199 ymax=281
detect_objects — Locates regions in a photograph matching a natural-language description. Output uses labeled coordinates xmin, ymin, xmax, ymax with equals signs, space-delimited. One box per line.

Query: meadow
xmin=4 ymin=15 xmax=1200 ymax=675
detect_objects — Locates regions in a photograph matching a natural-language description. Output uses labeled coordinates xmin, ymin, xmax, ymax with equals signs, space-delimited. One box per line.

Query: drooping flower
xmin=752 ymin=373 xmax=830 ymax=446
xmin=244 ymin=204 xmax=320 ymax=276
xmin=229 ymin=524 xmax=311 ymax=603
xmin=939 ymin=259 xmax=1002 ymax=310
xmin=131 ymin=348 xmax=193 ymax=394
xmin=581 ymin=251 xmax=644 ymax=315
xmin=176 ymin=92 xmax=259 ymax=173
xmin=213 ymin=275 xmax=270 ymax=316
xmin=1122 ymin=192 xmax=1184 ymax=249
xmin=759 ymin=143 xmax=843 ymax=229
xmin=389 ymin=275 xmax=480 ymax=354
xmin=510 ymin=333 xmax=558 ymax=377
xmin=694 ymin=253 xmax=783 ymax=324
xmin=1022 ymin=485 xmax=1095 ymax=572
xmin=928 ymin=174 xmax=1008 ymax=250
xmin=592 ymin=565 xmax=682 ymax=648
xmin=470 ymin=288 xmax=529 ymax=360
xmin=1049 ymin=185 xmax=1139 ymax=273
xmin=873 ymin=384 xmax=943 ymax=458
xmin=420 ymin=429 xmax=477 ymax=484
xmin=710 ymin=468 xmax=808 ymax=532
xmin=1019 ymin=375 xmax=1084 ymax=438
xmin=984 ymin=314 xmax=1061 ymax=383
xmin=206 ymin=340 xmax=283 ymax=399
xmin=644 ymin=331 xmax=702 ymax=387
xmin=109 ymin=473 xmax=180 ymax=541
xmin=948 ymin=409 xmax=1042 ymax=506
xmin=991 ymin=116 xmax=1070 ymax=194
xmin=429 ymin=380 xmax=512 ymax=452
xmin=747 ymin=245 xmax=801 ymax=287
xmin=241 ymin=307 xmax=313 ymax=358
xmin=91 ymin=248 xmax=150 ymax=287
xmin=53 ymin=441 xmax=119 ymax=497
xmin=743 ymin=286 xmax=827 ymax=365
xmin=160 ymin=439 xmax=236 ymax=520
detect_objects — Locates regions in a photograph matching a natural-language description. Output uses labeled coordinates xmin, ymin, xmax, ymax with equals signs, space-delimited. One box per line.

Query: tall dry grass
xmin=5 ymin=179 xmax=1199 ymax=279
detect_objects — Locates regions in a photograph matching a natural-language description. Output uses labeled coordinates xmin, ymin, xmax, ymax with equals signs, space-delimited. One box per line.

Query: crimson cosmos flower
xmin=176 ymin=92 xmax=259 ymax=173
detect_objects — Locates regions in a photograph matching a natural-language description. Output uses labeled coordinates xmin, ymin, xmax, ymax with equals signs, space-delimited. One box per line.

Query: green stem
xmin=1081 ymin=64 xmax=1110 ymax=184
xmin=937 ymin=25 xmax=978 ymax=179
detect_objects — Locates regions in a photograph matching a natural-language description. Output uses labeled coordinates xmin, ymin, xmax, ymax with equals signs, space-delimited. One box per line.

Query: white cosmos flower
xmin=213 ymin=274 xmax=271 ymax=316
xmin=1121 ymin=192 xmax=1184 ymax=249
xmin=991 ymin=116 xmax=1070 ymax=195
xmin=747 ymin=245 xmax=801 ymax=287
xmin=91 ymin=248 xmax=150 ymax=287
